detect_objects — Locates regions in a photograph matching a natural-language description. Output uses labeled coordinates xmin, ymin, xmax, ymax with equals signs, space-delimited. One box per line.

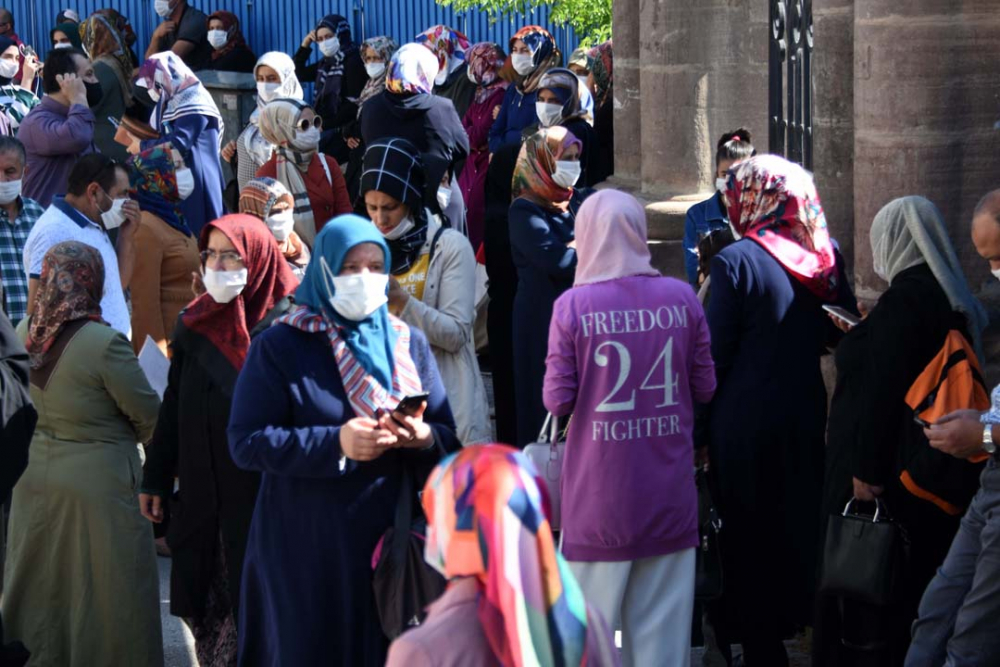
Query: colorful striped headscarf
xmin=512 ymin=126 xmax=582 ymax=211
xmin=722 ymin=154 xmax=839 ymax=300
xmin=510 ymin=25 xmax=561 ymax=94
xmin=422 ymin=444 xmax=593 ymax=667
xmin=129 ymin=142 xmax=189 ymax=236
xmin=587 ymin=40 xmax=613 ymax=107
xmin=238 ymin=177 xmax=293 ymax=222
xmin=415 ymin=24 xmax=471 ymax=79
xmin=466 ymin=41 xmax=509 ymax=104
xmin=386 ymin=42 xmax=440 ymax=95
xmin=136 ymin=52 xmax=222 ymax=129
xmin=81 ymin=13 xmax=134 ymax=105
xmin=357 ymin=36 xmax=399 ymax=114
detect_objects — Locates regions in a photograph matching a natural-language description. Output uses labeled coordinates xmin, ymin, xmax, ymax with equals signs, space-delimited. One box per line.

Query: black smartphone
xmin=393 ymin=392 xmax=430 ymax=417
xmin=914 ymin=415 xmax=931 ymax=428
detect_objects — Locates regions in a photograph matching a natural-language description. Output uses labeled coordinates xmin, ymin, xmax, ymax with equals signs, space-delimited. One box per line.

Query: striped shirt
xmin=0 ymin=195 xmax=43 ymax=324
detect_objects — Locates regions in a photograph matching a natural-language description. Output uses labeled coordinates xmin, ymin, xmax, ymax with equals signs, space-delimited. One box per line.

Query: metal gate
xmin=768 ymin=0 xmax=813 ymax=170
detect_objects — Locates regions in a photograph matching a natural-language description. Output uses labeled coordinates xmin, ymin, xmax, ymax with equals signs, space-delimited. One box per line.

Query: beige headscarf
xmin=258 ymin=99 xmax=319 ymax=246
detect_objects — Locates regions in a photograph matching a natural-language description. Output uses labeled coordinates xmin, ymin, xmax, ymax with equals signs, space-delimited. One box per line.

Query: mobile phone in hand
xmin=393 ymin=392 xmax=430 ymax=417
xmin=822 ymin=304 xmax=861 ymax=328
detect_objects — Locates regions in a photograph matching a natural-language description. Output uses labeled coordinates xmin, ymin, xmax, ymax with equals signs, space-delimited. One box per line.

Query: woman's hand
xmin=852 ymin=476 xmax=884 ymax=502
xmin=139 ymin=493 xmax=164 ymax=523
xmin=387 ymin=277 xmax=409 ymax=313
xmin=346 ymin=137 xmax=361 ymax=150
xmin=221 ymin=140 xmax=237 ymax=163
xmin=301 ymin=30 xmax=316 ymax=49
xmin=828 ymin=312 xmax=853 ymax=334
xmin=378 ymin=403 xmax=433 ymax=449
xmin=492 ymin=105 xmax=501 ymax=120
xmin=340 ymin=417 xmax=397 ymax=461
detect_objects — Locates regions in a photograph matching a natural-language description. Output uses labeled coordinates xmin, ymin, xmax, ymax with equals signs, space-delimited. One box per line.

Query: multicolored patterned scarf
xmin=466 ymin=41 xmax=509 ymax=104
xmin=238 ymin=176 xmax=293 ymax=221
xmin=722 ymin=154 xmax=839 ymax=300
xmin=129 ymin=142 xmax=190 ymax=236
xmin=137 ymin=52 xmax=222 ymax=130
xmin=422 ymin=444 xmax=591 ymax=667
xmin=356 ymin=36 xmax=398 ymax=116
xmin=512 ymin=126 xmax=582 ymax=212
xmin=415 ymin=24 xmax=471 ymax=79
xmin=587 ymin=40 xmax=613 ymax=108
xmin=510 ymin=25 xmax=561 ymax=94
xmin=81 ymin=13 xmax=134 ymax=105
xmin=386 ymin=42 xmax=439 ymax=95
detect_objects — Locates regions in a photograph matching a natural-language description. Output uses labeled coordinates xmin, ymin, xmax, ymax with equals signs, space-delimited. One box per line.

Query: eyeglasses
xmin=296 ymin=116 xmax=323 ymax=132
xmin=200 ymin=249 xmax=244 ymax=267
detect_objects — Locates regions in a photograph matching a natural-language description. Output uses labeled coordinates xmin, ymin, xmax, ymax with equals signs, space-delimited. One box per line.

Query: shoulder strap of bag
xmin=427 ymin=225 xmax=447 ymax=266
xmin=318 ymin=153 xmax=333 ymax=187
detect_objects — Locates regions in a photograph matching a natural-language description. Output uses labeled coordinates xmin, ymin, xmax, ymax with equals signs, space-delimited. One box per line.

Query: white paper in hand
xmin=138 ymin=335 xmax=170 ymax=400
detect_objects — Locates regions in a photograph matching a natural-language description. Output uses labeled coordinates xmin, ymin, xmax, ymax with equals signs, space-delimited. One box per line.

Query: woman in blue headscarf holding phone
xmin=227 ymin=214 xmax=458 ymax=666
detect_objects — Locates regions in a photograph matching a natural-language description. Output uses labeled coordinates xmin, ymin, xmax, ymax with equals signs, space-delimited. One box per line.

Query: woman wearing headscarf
xmin=587 ymin=40 xmax=614 ymax=184
xmin=343 ymin=35 xmax=398 ymax=200
xmin=705 ymin=155 xmax=856 ymax=665
xmin=93 ymin=8 xmax=140 ymax=68
xmin=205 ymin=11 xmax=255 ymax=73
xmin=509 ymin=126 xmax=590 ymax=446
xmin=255 ymin=98 xmax=352 ymax=247
xmin=488 ymin=26 xmax=561 ymax=154
xmin=3 ymin=241 xmax=162 ymax=667
xmin=138 ymin=214 xmax=298 ymax=667
xmin=543 ymin=191 xmax=716 ymax=666
xmin=294 ymin=14 xmax=367 ymax=164
xmin=238 ymin=176 xmax=309 ymax=279
xmin=228 ymin=215 xmax=460 ymax=666
xmin=386 ymin=445 xmax=619 ymax=666
xmin=50 ymin=22 xmax=81 ymax=49
xmin=359 ymin=137 xmax=492 ymax=445
xmin=360 ymin=43 xmax=469 ymax=215
xmin=136 ymin=52 xmax=225 ymax=237
xmin=81 ymin=12 xmax=137 ymax=160
xmin=0 ymin=36 xmax=38 ymax=134
xmin=415 ymin=24 xmax=475 ymax=119
xmin=457 ymin=42 xmax=509 ymax=252
xmin=128 ymin=142 xmax=199 ymax=356
xmin=814 ymin=196 xmax=988 ymax=666
xmin=222 ymin=51 xmax=303 ymax=191
xmin=536 ymin=67 xmax=599 ymax=186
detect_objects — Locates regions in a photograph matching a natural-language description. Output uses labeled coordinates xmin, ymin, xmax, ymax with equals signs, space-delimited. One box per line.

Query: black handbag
xmin=372 ymin=467 xmax=446 ymax=639
xmin=695 ymin=467 xmax=724 ymax=601
xmin=819 ymin=498 xmax=908 ymax=607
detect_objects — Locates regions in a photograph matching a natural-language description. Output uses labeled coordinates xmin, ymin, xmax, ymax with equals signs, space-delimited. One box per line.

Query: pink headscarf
xmin=573 ymin=190 xmax=659 ymax=286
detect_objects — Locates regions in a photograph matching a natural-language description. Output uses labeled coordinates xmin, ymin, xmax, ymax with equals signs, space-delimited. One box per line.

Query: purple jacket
xmin=544 ymin=274 xmax=717 ymax=562
xmin=18 ymin=97 xmax=95 ymax=208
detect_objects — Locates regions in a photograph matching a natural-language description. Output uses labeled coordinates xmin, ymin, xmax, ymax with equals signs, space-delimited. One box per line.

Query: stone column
xmin=853 ymin=0 xmax=1000 ymax=296
xmin=612 ymin=0 xmax=642 ymax=184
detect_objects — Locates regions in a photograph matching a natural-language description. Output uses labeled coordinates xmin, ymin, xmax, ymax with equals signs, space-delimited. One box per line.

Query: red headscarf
xmin=511 ymin=126 xmax=582 ymax=212
xmin=182 ymin=214 xmax=299 ymax=369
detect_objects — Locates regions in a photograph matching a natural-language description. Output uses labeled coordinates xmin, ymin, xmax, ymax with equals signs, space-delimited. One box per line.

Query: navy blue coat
xmin=682 ymin=193 xmax=728 ymax=285
xmin=488 ymin=86 xmax=539 ymax=154
xmin=228 ymin=322 xmax=458 ymax=667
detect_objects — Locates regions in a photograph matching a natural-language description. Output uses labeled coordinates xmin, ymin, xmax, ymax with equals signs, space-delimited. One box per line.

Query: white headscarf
xmin=244 ymin=52 xmax=304 ymax=167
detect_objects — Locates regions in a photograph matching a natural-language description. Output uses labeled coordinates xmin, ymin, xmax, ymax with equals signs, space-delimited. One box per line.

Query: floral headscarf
xmin=207 ymin=11 xmax=249 ymax=62
xmin=81 ymin=13 xmax=134 ymax=105
xmin=538 ymin=67 xmax=591 ymax=125
xmin=510 ymin=25 xmax=561 ymax=94
xmin=94 ymin=9 xmax=137 ymax=48
xmin=129 ymin=142 xmax=189 ymax=236
xmin=466 ymin=42 xmax=509 ymax=104
xmin=512 ymin=126 xmax=582 ymax=211
xmin=238 ymin=177 xmax=293 ymax=221
xmin=722 ymin=154 xmax=839 ymax=300
xmin=25 ymin=242 xmax=106 ymax=369
xmin=587 ymin=40 xmax=613 ymax=107
xmin=136 ymin=52 xmax=222 ymax=129
xmin=356 ymin=36 xmax=398 ymax=114
xmin=415 ymin=24 xmax=471 ymax=79
xmin=385 ymin=42 xmax=440 ymax=95
xmin=423 ymin=445 xmax=610 ymax=667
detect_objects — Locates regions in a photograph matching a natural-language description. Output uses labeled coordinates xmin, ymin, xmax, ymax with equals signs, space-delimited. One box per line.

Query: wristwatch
xmin=983 ymin=423 xmax=997 ymax=455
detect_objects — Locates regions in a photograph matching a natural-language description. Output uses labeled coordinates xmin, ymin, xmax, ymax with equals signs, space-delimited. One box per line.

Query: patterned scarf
xmin=25 ymin=241 xmax=106 ymax=369
xmin=81 ymin=13 xmax=134 ymax=105
xmin=422 ymin=445 xmax=593 ymax=667
xmin=313 ymin=14 xmax=354 ymax=110
xmin=238 ymin=176 xmax=293 ymax=221
xmin=512 ymin=126 xmax=582 ymax=212
xmin=587 ymin=40 xmax=613 ymax=108
xmin=129 ymin=142 xmax=190 ymax=236
xmin=137 ymin=52 xmax=222 ymax=130
xmin=244 ymin=52 xmax=303 ymax=169
xmin=722 ymin=154 xmax=839 ymax=301
xmin=258 ymin=99 xmax=319 ymax=245
xmin=385 ymin=43 xmax=440 ymax=95
xmin=510 ymin=25 xmax=561 ymax=94
xmin=356 ymin=36 xmax=398 ymax=116
xmin=207 ymin=11 xmax=248 ymax=62
xmin=466 ymin=42 xmax=509 ymax=104
xmin=538 ymin=67 xmax=591 ymax=124
xmin=415 ymin=24 xmax=471 ymax=79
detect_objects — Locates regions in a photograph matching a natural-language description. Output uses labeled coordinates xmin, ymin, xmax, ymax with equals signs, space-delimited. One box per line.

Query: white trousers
xmin=570 ymin=549 xmax=696 ymax=667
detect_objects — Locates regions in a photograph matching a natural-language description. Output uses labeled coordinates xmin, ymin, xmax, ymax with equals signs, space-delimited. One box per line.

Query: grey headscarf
xmin=870 ymin=195 xmax=988 ymax=362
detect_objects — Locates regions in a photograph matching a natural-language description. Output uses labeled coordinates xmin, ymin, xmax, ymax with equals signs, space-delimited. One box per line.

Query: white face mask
xmin=0 ymin=59 xmax=18 ymax=79
xmin=256 ymin=81 xmax=281 ymax=103
xmin=294 ymin=127 xmax=321 ymax=150
xmin=716 ymin=177 xmax=728 ymax=194
xmin=512 ymin=53 xmax=535 ymax=76
xmin=203 ymin=267 xmax=248 ymax=304
xmin=0 ymin=178 xmax=20 ymax=204
xmin=318 ymin=36 xmax=340 ymax=58
xmin=100 ymin=195 xmax=127 ymax=230
xmin=436 ymin=185 xmax=452 ymax=211
xmin=535 ymin=101 xmax=563 ymax=128
xmin=175 ymin=168 xmax=195 ymax=200
xmin=154 ymin=0 xmax=172 ymax=18
xmin=321 ymin=258 xmax=389 ymax=322
xmin=434 ymin=67 xmax=448 ymax=86
xmin=991 ymin=268 xmax=1000 ymax=283
xmin=147 ymin=86 xmax=161 ymax=103
xmin=380 ymin=214 xmax=415 ymax=241
xmin=365 ymin=62 xmax=385 ymax=79
xmin=265 ymin=210 xmax=295 ymax=242
xmin=466 ymin=66 xmax=478 ymax=85
xmin=52 ymin=42 xmax=73 ymax=50
xmin=551 ymin=160 xmax=581 ymax=189
xmin=207 ymin=29 xmax=228 ymax=50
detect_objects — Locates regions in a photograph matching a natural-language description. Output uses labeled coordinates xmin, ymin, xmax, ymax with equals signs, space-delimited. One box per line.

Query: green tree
xmin=437 ymin=0 xmax=612 ymax=47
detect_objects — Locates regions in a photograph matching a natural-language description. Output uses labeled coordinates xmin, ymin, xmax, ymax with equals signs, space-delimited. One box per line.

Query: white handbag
xmin=524 ymin=413 xmax=566 ymax=530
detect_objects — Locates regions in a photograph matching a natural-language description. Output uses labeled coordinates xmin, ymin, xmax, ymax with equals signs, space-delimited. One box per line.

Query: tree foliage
xmin=436 ymin=0 xmax=612 ymax=47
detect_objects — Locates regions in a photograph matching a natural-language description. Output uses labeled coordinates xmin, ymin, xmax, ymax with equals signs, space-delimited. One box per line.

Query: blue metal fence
xmin=17 ymin=0 xmax=577 ymax=64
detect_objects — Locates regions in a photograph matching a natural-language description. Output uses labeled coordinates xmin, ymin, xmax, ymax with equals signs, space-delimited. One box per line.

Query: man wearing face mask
xmin=145 ymin=0 xmax=210 ymax=72
xmin=16 ymin=48 xmax=98 ymax=208
xmin=21 ymin=153 xmax=138 ymax=338
xmin=0 ymin=137 xmax=42 ymax=325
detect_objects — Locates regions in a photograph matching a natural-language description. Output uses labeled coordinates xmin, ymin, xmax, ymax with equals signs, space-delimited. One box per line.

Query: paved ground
xmin=159 ymin=556 xmax=197 ymax=667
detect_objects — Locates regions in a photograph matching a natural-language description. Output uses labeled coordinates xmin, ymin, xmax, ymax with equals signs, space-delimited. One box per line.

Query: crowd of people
xmin=0 ymin=4 xmax=996 ymax=667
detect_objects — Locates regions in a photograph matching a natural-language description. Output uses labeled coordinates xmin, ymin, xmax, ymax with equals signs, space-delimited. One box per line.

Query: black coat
xmin=142 ymin=299 xmax=291 ymax=621
xmin=295 ymin=46 xmax=368 ymax=164
xmin=590 ymin=97 xmax=614 ymax=185
xmin=207 ymin=45 xmax=257 ymax=74
xmin=434 ymin=63 xmax=477 ymax=121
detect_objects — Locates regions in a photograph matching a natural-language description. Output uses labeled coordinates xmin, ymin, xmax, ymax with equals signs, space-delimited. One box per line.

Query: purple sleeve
xmin=687 ymin=292 xmax=717 ymax=404
xmin=543 ymin=295 xmax=578 ymax=417
xmin=22 ymin=105 xmax=94 ymax=156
